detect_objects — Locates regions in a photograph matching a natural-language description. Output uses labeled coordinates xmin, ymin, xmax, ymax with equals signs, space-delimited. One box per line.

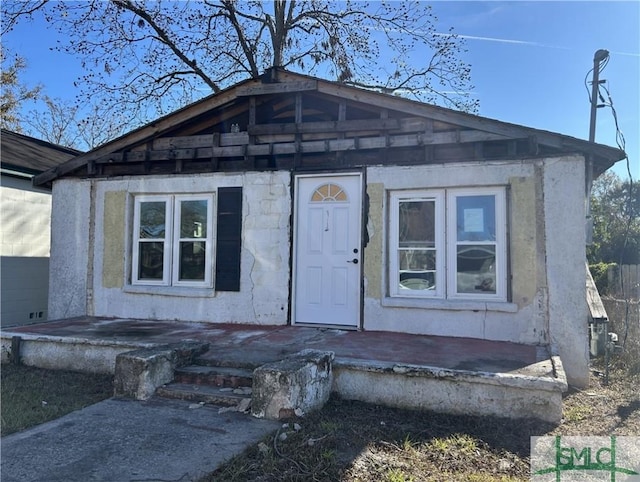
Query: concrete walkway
xmin=1 ymin=397 xmax=279 ymax=482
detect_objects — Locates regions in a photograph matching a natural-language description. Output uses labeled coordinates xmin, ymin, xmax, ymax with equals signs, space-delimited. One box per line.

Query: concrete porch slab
xmin=2 ymin=316 xmax=544 ymax=371
xmin=0 ymin=317 xmax=568 ymax=423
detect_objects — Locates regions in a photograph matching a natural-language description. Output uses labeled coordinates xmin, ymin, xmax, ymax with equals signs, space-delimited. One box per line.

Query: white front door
xmin=293 ymin=174 xmax=362 ymax=327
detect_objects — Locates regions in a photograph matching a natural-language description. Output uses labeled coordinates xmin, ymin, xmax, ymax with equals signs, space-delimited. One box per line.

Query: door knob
xmin=347 ymin=258 xmax=359 ymax=264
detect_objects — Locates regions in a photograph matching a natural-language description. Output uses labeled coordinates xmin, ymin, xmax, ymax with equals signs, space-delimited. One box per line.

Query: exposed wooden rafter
xmin=94 ymin=127 xmax=511 ymax=166
xmin=236 ymin=80 xmax=317 ymax=96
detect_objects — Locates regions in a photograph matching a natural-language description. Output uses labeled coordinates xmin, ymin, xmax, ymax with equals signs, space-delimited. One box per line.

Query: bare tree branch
xmin=0 ymin=46 xmax=42 ymax=131
xmin=1 ymin=0 xmax=479 ymax=128
xmin=111 ymin=0 xmax=222 ymax=93
xmin=220 ymin=0 xmax=261 ymax=77
xmin=0 ymin=0 xmax=48 ymax=35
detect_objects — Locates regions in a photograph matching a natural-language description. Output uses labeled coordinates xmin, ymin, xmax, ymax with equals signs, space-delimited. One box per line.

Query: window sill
xmin=124 ymin=285 xmax=216 ymax=298
xmin=381 ymin=296 xmax=518 ymax=313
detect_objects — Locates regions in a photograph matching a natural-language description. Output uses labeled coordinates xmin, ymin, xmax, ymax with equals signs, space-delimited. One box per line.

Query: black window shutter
xmin=215 ymin=187 xmax=242 ymax=291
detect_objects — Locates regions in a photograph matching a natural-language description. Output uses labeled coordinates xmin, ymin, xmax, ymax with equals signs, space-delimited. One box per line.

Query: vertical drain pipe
xmin=10 ymin=336 xmax=22 ymax=365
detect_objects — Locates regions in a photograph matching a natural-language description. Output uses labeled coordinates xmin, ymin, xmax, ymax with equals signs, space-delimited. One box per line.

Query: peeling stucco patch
xmin=365 ymin=183 xmax=384 ymax=299
xmin=102 ymin=191 xmax=126 ymax=288
xmin=252 ymin=349 xmax=334 ymax=420
xmin=509 ymin=176 xmax=538 ymax=307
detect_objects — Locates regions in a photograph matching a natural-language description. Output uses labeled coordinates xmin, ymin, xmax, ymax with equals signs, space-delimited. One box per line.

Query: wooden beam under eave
xmin=143 ymin=144 xmax=152 ymax=173
xmin=424 ymin=145 xmax=434 ymax=163
xmin=295 ymin=93 xmax=303 ymax=123
xmin=32 ymin=85 xmax=245 ymax=185
xmin=294 ymin=93 xmax=303 ymax=166
xmin=528 ymin=136 xmax=539 ymax=156
xmin=236 ymin=80 xmax=318 ymax=96
xmin=93 ymin=130 xmax=513 ymax=165
xmin=247 ymin=97 xmax=257 ymax=168
xmin=249 ymin=117 xmax=402 ymax=136
xmin=173 ymin=101 xmax=249 ymax=137
xmin=316 ymin=79 xmax=605 ymax=152
xmin=211 ymin=133 xmax=220 ymax=170
xmin=336 ymin=100 xmax=347 ymax=165
xmin=248 ymin=97 xmax=257 ymax=126
xmin=473 ymin=142 xmax=484 ymax=160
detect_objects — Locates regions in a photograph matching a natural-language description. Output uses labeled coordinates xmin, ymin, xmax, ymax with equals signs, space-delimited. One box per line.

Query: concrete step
xmin=173 ymin=365 xmax=254 ymax=388
xmin=156 ymin=382 xmax=252 ymax=407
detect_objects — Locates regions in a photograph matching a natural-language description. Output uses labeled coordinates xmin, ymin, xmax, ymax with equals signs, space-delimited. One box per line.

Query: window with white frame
xmin=390 ymin=190 xmax=445 ymax=298
xmin=390 ymin=187 xmax=507 ymax=301
xmin=132 ymin=194 xmax=214 ymax=287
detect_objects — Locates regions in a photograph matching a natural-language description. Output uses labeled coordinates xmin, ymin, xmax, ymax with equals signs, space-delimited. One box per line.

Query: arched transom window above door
xmin=311 ymin=183 xmax=348 ymax=202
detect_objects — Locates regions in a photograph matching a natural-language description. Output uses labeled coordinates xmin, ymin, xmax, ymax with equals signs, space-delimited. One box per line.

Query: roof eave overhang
xmin=33 ymin=76 xmax=263 ymax=186
xmin=32 ymin=70 xmax=626 ymax=186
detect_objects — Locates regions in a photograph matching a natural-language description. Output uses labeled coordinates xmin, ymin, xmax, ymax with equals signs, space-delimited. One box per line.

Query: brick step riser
xmin=192 ymin=357 xmax=262 ymax=370
xmin=173 ymin=373 xmax=253 ymax=388
xmin=155 ymin=386 xmax=249 ymax=407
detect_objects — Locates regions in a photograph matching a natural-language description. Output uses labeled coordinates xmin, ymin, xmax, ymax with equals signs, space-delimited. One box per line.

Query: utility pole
xmin=589 ymin=49 xmax=609 ymax=143
xmin=586 ymin=49 xmax=609 ymax=245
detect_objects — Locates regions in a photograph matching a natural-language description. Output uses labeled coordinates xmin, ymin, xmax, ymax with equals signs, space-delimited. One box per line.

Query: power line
xmin=586 ymin=52 xmax=637 ymax=374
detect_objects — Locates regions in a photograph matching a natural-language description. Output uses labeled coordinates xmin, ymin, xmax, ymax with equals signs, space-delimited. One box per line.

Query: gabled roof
xmin=33 ymin=69 xmax=625 ymax=186
xmin=1 ymin=129 xmax=82 ymax=177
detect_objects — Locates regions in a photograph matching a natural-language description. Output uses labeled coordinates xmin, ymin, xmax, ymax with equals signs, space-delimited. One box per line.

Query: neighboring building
xmin=1 ymin=129 xmax=81 ymax=327
xmin=33 ymin=69 xmax=625 ymax=387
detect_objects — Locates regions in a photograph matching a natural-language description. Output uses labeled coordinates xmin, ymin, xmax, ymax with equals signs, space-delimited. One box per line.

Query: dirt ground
xmin=206 ymin=364 xmax=639 ymax=482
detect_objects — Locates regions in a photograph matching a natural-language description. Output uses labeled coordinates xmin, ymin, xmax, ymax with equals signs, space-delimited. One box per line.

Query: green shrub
xmin=589 ymin=262 xmax=617 ymax=296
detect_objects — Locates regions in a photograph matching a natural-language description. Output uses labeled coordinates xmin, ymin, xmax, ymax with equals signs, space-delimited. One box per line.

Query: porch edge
xmin=334 ymin=358 xmax=567 ymax=393
xmin=0 ymin=332 xmax=158 ymax=374
xmin=332 ymin=359 xmax=567 ymax=423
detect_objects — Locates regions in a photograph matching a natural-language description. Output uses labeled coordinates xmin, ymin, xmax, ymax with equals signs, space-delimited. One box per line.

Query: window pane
xmin=399 ymin=250 xmax=435 ymax=271
xmin=399 ymin=250 xmax=436 ymax=291
xmin=456 ymin=195 xmax=495 ymax=242
xmin=399 ymin=200 xmax=435 ymax=247
xmin=138 ymin=242 xmax=164 ymax=280
xmin=179 ymin=241 xmax=206 ymax=281
xmin=399 ymin=271 xmax=435 ymax=291
xmin=140 ymin=202 xmax=166 ymax=239
xmin=456 ymin=245 xmax=496 ymax=294
xmin=180 ymin=200 xmax=208 ymax=238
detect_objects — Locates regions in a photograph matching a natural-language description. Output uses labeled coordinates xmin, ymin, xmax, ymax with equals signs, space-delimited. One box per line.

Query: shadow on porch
xmin=0 ymin=317 xmax=567 ymax=423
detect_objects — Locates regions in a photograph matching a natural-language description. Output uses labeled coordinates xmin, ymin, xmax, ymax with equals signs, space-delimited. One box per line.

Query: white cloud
xmin=435 ymin=32 xmax=570 ymax=50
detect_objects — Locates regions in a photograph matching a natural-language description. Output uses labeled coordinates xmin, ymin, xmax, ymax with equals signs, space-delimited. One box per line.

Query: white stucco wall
xmin=363 ymin=160 xmax=547 ymax=345
xmin=362 ymin=155 xmax=589 ymax=387
xmin=48 ymin=179 xmax=92 ymax=320
xmin=44 ymin=154 xmax=589 ymax=386
xmin=1 ymin=176 xmax=52 ymax=326
xmin=89 ymin=171 xmax=291 ymax=325
xmin=542 ymin=156 xmax=589 ymax=387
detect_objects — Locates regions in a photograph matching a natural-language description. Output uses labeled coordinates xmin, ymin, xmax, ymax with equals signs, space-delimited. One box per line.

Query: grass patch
xmin=204 ymin=398 xmax=539 ymax=481
xmin=1 ymin=364 xmax=113 ymax=436
xmin=386 ymin=468 xmax=415 ymax=482
xmin=563 ymin=404 xmax=593 ymax=422
xmin=1 ymin=361 xmax=637 ymax=481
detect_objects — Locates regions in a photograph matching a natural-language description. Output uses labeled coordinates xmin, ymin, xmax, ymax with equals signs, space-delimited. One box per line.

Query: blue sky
xmin=431 ymin=1 xmax=639 ymax=181
xmin=3 ymin=1 xmax=639 ymax=180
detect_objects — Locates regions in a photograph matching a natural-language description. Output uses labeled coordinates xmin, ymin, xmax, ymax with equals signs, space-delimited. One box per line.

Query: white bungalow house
xmin=1 ymin=129 xmax=80 ymax=327
xmin=33 ymin=69 xmax=625 ymax=389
